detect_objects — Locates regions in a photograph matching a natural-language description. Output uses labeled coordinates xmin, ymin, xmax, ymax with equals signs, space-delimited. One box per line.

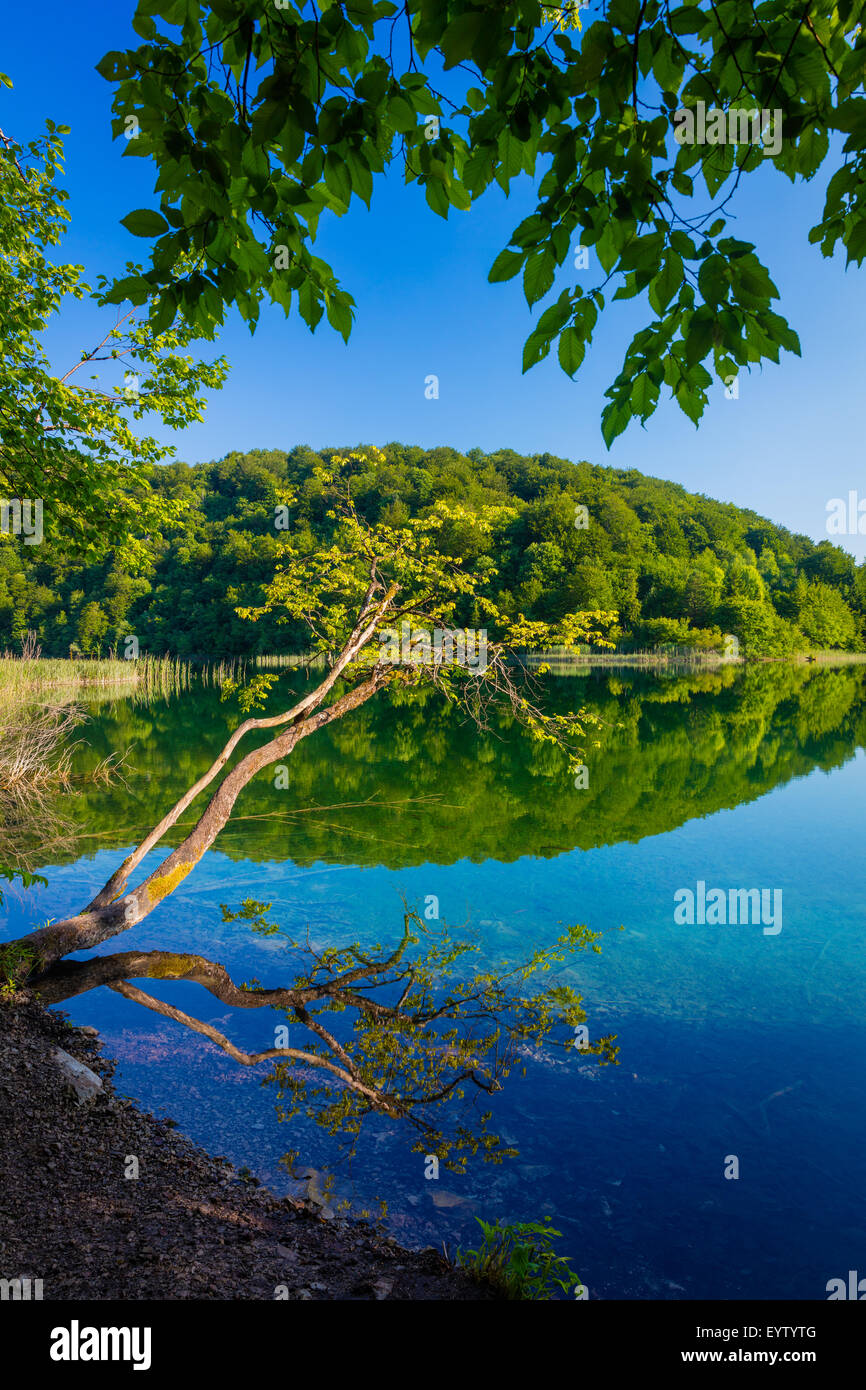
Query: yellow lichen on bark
xmin=146 ymin=861 xmax=194 ymax=907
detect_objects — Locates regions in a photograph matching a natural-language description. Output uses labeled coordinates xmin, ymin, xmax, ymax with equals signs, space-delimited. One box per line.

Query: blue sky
xmin=4 ymin=0 xmax=865 ymax=559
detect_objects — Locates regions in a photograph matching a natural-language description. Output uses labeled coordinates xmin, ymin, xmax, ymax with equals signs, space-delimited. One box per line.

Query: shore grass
xmin=0 ymin=654 xmax=260 ymax=700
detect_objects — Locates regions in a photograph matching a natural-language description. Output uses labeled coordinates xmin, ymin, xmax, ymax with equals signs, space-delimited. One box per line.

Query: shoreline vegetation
xmin=4 ymin=448 xmax=865 ymax=666
xmin=2 ymin=646 xmax=865 ymax=698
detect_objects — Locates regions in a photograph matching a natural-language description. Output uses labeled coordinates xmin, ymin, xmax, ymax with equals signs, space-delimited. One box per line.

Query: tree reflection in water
xmin=35 ymin=905 xmax=619 ymax=1175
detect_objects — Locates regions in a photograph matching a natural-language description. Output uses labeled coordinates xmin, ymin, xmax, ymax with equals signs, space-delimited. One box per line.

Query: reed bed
xmin=0 ymin=652 xmax=315 ymax=707
xmin=0 ymin=702 xmax=85 ymax=794
xmin=0 ymin=684 xmax=134 ymax=873
xmin=0 ymin=654 xmax=195 ymax=698
xmin=255 ymin=652 xmax=328 ymax=670
xmin=522 ymin=644 xmax=734 ymax=671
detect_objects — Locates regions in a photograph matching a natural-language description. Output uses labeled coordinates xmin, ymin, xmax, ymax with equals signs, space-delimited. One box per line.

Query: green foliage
xmin=0 ymin=939 xmax=44 ymax=997
xmin=0 ymin=80 xmax=228 ymax=559
xmin=3 ymin=444 xmax=861 ymax=659
xmin=97 ymin=2 xmax=866 ymax=439
xmin=798 ymin=580 xmax=861 ymax=650
xmin=220 ymin=672 xmax=278 ymax=712
xmin=220 ymin=898 xmax=282 ymax=935
xmin=456 ymin=1214 xmax=583 ymax=1299
xmin=76 ymin=602 xmax=109 ymax=656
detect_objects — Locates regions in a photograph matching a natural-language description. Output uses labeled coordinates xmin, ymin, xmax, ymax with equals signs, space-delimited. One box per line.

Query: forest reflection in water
xmin=4 ymin=660 xmax=866 ymax=875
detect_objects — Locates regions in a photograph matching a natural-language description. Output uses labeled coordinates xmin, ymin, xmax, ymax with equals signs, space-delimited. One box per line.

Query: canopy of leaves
xmin=97 ymin=1 xmax=866 ymax=440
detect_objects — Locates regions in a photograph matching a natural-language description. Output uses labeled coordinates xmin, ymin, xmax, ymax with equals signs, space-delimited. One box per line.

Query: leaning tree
xmin=3 ymin=448 xmax=616 ymax=981
xmin=3 ymin=449 xmax=620 ymax=1164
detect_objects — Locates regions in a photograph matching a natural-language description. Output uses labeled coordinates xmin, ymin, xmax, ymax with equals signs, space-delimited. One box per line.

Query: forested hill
xmin=2 ymin=444 xmax=863 ymax=658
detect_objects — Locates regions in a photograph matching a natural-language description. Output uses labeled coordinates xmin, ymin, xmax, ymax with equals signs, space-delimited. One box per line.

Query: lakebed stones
xmin=51 ymin=1048 xmax=103 ymax=1105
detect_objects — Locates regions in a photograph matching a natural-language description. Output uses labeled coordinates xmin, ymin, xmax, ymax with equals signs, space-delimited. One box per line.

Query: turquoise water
xmin=2 ymin=666 xmax=865 ymax=1298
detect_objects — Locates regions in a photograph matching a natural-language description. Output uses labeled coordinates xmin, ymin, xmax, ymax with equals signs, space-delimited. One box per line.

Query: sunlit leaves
xmin=0 ymin=97 xmax=228 ymax=559
xmin=96 ymin=1 xmax=866 ymax=445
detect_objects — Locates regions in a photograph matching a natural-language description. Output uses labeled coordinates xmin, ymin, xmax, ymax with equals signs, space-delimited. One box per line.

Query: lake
xmin=2 ymin=661 xmax=865 ymax=1299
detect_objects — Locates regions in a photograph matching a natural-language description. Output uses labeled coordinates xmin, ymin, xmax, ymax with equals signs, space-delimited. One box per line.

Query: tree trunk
xmin=9 ymin=668 xmax=392 ymax=981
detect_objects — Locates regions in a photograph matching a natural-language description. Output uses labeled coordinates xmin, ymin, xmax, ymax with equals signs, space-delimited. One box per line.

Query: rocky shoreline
xmin=0 ymin=993 xmax=494 ymax=1301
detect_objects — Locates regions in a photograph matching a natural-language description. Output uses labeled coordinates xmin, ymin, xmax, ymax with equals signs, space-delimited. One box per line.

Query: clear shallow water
xmin=2 ymin=665 xmax=865 ymax=1298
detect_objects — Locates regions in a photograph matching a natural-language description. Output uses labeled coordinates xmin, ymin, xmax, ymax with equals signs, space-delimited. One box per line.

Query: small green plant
xmin=0 ymin=940 xmax=39 ymax=997
xmin=455 ymin=1215 xmax=583 ymax=1300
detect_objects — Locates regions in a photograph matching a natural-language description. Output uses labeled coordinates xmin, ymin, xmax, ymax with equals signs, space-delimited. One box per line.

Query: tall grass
xmin=523 ymin=645 xmax=733 ymax=672
xmin=0 ymin=652 xmax=284 ymax=698
xmin=0 ymin=697 xmax=83 ymax=873
xmin=255 ymin=652 xmax=328 ymax=671
xmin=0 ymin=701 xmax=84 ymax=792
xmin=0 ymin=687 xmax=131 ymax=873
xmin=0 ymin=653 xmax=195 ymax=699
xmin=199 ymin=657 xmax=250 ymax=686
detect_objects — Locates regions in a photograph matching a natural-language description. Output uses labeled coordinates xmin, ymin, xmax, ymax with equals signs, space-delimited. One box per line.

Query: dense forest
xmin=2 ymin=444 xmax=864 ymax=657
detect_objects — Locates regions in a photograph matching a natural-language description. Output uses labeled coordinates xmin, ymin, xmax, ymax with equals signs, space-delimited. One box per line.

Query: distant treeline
xmin=1 ymin=445 xmax=863 ymax=657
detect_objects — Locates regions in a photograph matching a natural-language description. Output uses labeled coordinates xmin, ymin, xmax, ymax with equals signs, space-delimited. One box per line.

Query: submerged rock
xmin=52 ymin=1047 xmax=103 ymax=1104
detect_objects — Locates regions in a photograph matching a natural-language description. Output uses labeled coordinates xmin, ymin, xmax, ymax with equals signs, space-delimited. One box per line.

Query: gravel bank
xmin=0 ymin=993 xmax=494 ymax=1301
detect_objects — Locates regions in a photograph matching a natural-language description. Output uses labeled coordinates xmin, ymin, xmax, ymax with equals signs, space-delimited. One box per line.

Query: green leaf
xmin=630 ymin=373 xmax=658 ymax=417
xmin=697 ymin=254 xmax=729 ymax=307
xmin=523 ymin=249 xmax=555 ymax=307
xmin=648 ymin=251 xmax=682 ymax=314
xmin=522 ymin=328 xmax=551 ymax=372
xmin=675 ymin=378 xmax=705 ymax=424
xmin=685 ymin=310 xmax=715 ymax=365
xmin=149 ymin=286 xmax=178 ymax=336
xmin=608 ymin=0 xmax=641 ymax=33
xmin=242 ymin=141 xmax=270 ymax=190
xmin=670 ymin=230 xmax=696 ymax=259
xmin=537 ymin=290 xmax=573 ymax=338
xmin=601 ymin=400 xmax=631 ymax=448
xmin=558 ymin=326 xmax=586 ymax=377
xmin=488 ymin=248 xmax=524 ymax=283
xmin=440 ymin=11 xmax=484 ymax=69
xmin=344 ymin=148 xmax=373 ymax=207
xmin=425 ymin=177 xmax=450 ymax=218
xmin=324 ymin=152 xmax=352 ymax=206
xmin=105 ymin=274 xmax=151 ymax=306
xmin=325 ymin=293 xmax=354 ymax=343
xmin=121 ymin=208 xmax=169 ymax=238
